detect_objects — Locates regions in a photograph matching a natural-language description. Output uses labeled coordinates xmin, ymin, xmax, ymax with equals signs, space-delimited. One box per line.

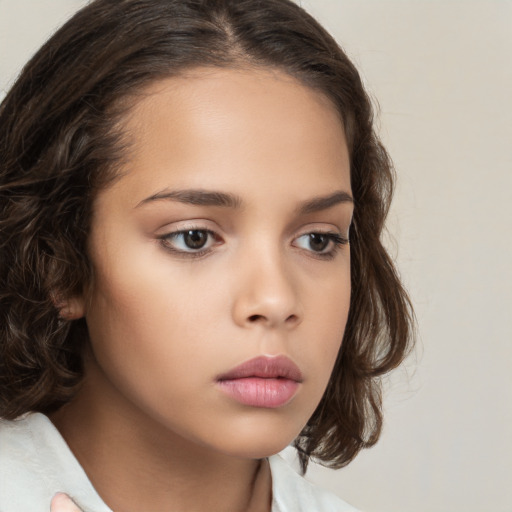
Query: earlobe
xmin=56 ymin=296 xmax=86 ymax=320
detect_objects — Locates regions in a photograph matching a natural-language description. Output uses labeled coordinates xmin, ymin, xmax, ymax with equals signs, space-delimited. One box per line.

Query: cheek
xmin=85 ymin=256 xmax=179 ymax=383
xmin=84 ymin=246 xmax=227 ymax=391
xmin=300 ymin=270 xmax=351 ymax=392
xmin=84 ymin=278 xmax=214 ymax=434
xmin=312 ymin=265 xmax=351 ymax=337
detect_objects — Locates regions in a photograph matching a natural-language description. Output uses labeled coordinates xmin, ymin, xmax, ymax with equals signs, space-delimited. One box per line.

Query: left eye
xmin=294 ymin=232 xmax=347 ymax=254
xmin=161 ymin=229 xmax=218 ymax=252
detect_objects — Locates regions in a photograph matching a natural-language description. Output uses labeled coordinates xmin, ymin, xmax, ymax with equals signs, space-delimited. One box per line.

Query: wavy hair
xmin=0 ymin=0 xmax=414 ymax=472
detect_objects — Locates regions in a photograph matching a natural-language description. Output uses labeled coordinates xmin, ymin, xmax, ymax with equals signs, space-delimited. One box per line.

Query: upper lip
xmin=217 ymin=355 xmax=303 ymax=382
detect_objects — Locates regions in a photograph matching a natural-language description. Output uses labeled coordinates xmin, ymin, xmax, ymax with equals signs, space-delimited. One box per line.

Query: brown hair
xmin=0 ymin=0 xmax=414 ymax=472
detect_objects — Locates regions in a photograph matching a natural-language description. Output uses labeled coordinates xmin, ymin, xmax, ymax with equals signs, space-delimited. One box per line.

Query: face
xmin=78 ymin=67 xmax=353 ymax=459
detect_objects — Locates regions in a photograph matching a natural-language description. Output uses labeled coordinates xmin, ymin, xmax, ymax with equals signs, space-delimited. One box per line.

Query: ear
xmin=55 ymin=296 xmax=86 ymax=320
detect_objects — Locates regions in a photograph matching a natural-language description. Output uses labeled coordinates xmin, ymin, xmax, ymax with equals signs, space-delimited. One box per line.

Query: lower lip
xmin=217 ymin=378 xmax=299 ymax=408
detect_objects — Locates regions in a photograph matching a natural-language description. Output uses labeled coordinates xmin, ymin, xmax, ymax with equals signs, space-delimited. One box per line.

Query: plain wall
xmin=1 ymin=1 xmax=511 ymax=511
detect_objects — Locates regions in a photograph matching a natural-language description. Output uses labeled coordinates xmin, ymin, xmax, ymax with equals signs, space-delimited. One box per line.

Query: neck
xmin=49 ymin=355 xmax=272 ymax=512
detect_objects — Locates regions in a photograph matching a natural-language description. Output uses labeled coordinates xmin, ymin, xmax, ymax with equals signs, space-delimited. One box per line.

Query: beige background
xmin=1 ymin=1 xmax=511 ymax=511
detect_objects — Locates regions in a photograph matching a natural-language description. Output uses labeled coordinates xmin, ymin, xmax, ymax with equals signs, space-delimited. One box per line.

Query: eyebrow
xmin=136 ymin=188 xmax=353 ymax=212
xmin=297 ymin=190 xmax=354 ymax=214
xmin=136 ymin=189 xmax=243 ymax=209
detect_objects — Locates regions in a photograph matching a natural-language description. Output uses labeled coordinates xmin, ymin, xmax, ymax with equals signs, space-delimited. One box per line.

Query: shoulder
xmin=269 ymin=454 xmax=360 ymax=512
xmin=0 ymin=413 xmax=111 ymax=512
xmin=0 ymin=413 xmax=55 ymax=510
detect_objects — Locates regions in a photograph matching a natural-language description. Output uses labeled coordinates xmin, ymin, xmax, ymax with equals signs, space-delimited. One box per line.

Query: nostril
xmin=247 ymin=313 xmax=299 ymax=324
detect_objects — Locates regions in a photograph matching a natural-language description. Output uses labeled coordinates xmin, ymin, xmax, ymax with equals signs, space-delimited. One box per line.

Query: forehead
xmin=102 ymin=66 xmax=350 ymax=207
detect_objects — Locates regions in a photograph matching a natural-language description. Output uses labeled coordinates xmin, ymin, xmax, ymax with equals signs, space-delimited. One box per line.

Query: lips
xmin=216 ymin=355 xmax=303 ymax=408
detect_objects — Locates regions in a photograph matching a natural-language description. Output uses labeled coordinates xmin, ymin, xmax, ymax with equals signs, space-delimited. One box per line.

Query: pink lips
xmin=216 ymin=355 xmax=303 ymax=408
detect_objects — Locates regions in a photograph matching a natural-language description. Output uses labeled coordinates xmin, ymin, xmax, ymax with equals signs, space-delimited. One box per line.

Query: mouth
xmin=216 ymin=355 xmax=303 ymax=408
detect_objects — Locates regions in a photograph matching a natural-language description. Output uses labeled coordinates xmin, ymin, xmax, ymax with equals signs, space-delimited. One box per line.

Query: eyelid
xmin=157 ymin=225 xmax=223 ymax=258
xmin=293 ymin=230 xmax=349 ymax=246
xmin=292 ymin=228 xmax=349 ymax=260
xmin=293 ymin=221 xmax=350 ymax=240
xmin=155 ymin=222 xmax=350 ymax=260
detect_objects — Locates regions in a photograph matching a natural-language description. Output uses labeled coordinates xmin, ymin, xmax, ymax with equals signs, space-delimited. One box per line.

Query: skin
xmin=51 ymin=494 xmax=82 ymax=512
xmin=50 ymin=67 xmax=353 ymax=512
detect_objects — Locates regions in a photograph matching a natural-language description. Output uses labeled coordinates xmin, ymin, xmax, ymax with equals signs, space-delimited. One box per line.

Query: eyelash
xmin=157 ymin=228 xmax=349 ymax=260
xmin=157 ymin=227 xmax=220 ymax=259
xmin=294 ymin=232 xmax=349 ymax=261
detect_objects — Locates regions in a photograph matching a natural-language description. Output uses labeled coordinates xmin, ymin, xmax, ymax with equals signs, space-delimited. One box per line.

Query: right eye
xmin=159 ymin=229 xmax=220 ymax=255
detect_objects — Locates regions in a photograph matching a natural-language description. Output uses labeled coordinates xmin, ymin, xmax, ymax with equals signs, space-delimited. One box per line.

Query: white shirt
xmin=0 ymin=413 xmax=358 ymax=511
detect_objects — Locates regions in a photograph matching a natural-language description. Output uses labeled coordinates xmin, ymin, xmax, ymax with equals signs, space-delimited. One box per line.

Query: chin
xmin=208 ymin=418 xmax=305 ymax=460
xmin=222 ymin=439 xmax=293 ymax=460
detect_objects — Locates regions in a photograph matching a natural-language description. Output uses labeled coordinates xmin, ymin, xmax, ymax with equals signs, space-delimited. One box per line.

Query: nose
xmin=231 ymin=249 xmax=302 ymax=330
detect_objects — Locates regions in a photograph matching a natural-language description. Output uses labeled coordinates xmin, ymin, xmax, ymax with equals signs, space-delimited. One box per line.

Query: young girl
xmin=0 ymin=1 xmax=414 ymax=511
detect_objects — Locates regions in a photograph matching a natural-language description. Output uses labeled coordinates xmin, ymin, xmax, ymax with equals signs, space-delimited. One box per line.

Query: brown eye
xmin=293 ymin=231 xmax=348 ymax=259
xmin=307 ymin=233 xmax=329 ymax=252
xmin=160 ymin=228 xmax=219 ymax=255
xmin=183 ymin=230 xmax=208 ymax=249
